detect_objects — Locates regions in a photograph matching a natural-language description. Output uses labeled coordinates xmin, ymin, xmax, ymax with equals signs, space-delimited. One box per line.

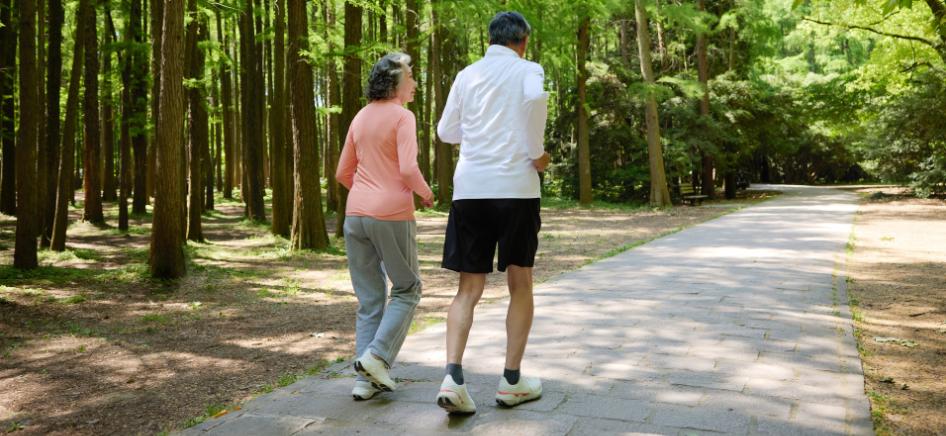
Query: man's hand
xmin=532 ymin=152 xmax=551 ymax=172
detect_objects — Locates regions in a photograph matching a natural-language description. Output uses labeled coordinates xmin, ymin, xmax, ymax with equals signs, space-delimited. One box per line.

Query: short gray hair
xmin=488 ymin=11 xmax=531 ymax=46
xmin=366 ymin=52 xmax=412 ymax=102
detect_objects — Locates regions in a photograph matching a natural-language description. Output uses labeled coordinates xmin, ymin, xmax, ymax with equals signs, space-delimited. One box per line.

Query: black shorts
xmin=441 ymin=198 xmax=541 ymax=273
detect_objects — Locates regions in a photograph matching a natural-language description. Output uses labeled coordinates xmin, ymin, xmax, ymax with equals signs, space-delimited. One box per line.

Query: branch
xmin=802 ymin=16 xmax=939 ymax=49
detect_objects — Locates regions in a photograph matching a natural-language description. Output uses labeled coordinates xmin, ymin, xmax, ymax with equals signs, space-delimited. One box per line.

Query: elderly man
xmin=434 ymin=11 xmax=550 ymax=415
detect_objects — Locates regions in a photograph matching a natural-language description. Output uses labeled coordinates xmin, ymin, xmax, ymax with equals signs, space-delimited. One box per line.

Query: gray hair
xmin=488 ymin=11 xmax=531 ymax=46
xmin=366 ymin=52 xmax=412 ymax=102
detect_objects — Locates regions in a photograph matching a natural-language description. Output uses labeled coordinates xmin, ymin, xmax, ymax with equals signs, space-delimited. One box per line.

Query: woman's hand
xmin=421 ymin=195 xmax=434 ymax=208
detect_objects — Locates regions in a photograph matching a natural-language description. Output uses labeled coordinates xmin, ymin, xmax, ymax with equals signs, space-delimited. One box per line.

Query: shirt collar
xmin=486 ymin=44 xmax=520 ymax=58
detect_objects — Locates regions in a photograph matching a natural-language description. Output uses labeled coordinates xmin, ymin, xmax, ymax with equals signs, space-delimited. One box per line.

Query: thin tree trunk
xmin=0 ymin=0 xmax=15 ymax=216
xmin=337 ymin=1 xmax=362 ymax=237
xmin=288 ymin=0 xmax=329 ymax=250
xmin=36 ymin=0 xmax=48 ymax=243
xmin=215 ymin=9 xmax=236 ymax=200
xmin=15 ymin=0 xmax=39 ymax=268
xmin=635 ymin=0 xmax=671 ymax=207
xmin=240 ymin=0 xmax=266 ymax=222
xmin=697 ymin=0 xmax=715 ymax=198
xmin=150 ymin=0 xmax=187 ymax=278
xmin=119 ymin=0 xmax=139 ymax=231
xmin=322 ymin=0 xmax=339 ymax=212
xmin=405 ymin=0 xmax=429 ymax=181
xmin=82 ymin=0 xmax=104 ymax=223
xmin=51 ymin=0 xmax=85 ymax=250
xmin=43 ymin=0 xmax=64 ymax=244
xmin=102 ymin=8 xmax=118 ymax=202
xmin=143 ymin=0 xmax=164 ymax=213
xmin=432 ymin=2 xmax=454 ymax=206
xmin=186 ymin=0 xmax=207 ymax=242
xmin=577 ymin=15 xmax=592 ymax=205
xmin=270 ymin=0 xmax=290 ymax=237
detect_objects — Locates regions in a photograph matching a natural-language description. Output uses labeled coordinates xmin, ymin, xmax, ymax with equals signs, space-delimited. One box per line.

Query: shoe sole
xmin=495 ymin=393 xmax=542 ymax=408
xmin=436 ymin=394 xmax=476 ymax=415
xmin=353 ymin=361 xmax=394 ymax=392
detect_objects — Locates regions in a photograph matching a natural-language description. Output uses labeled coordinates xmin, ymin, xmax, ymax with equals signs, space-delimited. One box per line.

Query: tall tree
xmin=323 ymin=0 xmax=340 ymax=212
xmin=239 ymin=0 xmax=266 ymax=222
xmin=144 ymin=0 xmax=163 ymax=213
xmin=0 ymin=0 xmax=16 ymax=215
xmin=150 ymin=0 xmax=187 ymax=278
xmin=270 ymin=0 xmax=291 ymax=237
xmin=50 ymin=0 xmax=87 ymax=251
xmin=185 ymin=0 xmax=207 ymax=242
xmin=14 ymin=0 xmax=39 ymax=268
xmin=405 ymin=0 xmax=429 ymax=181
xmin=576 ymin=14 xmax=592 ymax=205
xmin=337 ymin=1 xmax=362 ymax=237
xmin=43 ymin=0 xmax=64 ymax=244
xmin=215 ymin=8 xmax=236 ymax=200
xmin=102 ymin=8 xmax=118 ymax=202
xmin=431 ymin=2 xmax=453 ymax=205
xmin=82 ymin=0 xmax=104 ymax=223
xmin=696 ymin=0 xmax=715 ymax=198
xmin=288 ymin=0 xmax=330 ymax=250
xmin=634 ymin=0 xmax=671 ymax=207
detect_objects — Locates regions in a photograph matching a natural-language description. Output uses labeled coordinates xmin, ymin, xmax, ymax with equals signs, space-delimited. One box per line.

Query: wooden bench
xmin=678 ymin=184 xmax=709 ymax=206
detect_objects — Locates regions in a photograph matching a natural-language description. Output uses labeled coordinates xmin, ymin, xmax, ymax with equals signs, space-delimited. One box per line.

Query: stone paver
xmin=181 ymin=185 xmax=872 ymax=435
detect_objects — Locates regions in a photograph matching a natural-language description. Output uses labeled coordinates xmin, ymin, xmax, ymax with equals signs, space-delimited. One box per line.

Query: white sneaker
xmin=353 ymin=352 xmax=396 ymax=392
xmin=495 ymin=376 xmax=542 ymax=407
xmin=351 ymin=380 xmax=380 ymax=401
xmin=436 ymin=374 xmax=476 ymax=414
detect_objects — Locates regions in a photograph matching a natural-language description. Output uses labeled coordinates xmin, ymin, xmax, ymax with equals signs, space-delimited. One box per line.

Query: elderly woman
xmin=336 ymin=52 xmax=434 ymax=401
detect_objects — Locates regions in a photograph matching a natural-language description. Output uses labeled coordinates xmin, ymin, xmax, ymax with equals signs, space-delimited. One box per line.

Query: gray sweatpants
xmin=343 ymin=216 xmax=422 ymax=377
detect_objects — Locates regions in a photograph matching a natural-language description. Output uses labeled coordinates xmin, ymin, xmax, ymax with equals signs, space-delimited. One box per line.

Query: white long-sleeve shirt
xmin=437 ymin=44 xmax=549 ymax=200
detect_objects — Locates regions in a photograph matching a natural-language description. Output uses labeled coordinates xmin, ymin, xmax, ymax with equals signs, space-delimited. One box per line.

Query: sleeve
xmin=335 ymin=125 xmax=357 ymax=190
xmin=396 ymin=111 xmax=434 ymax=201
xmin=436 ymin=70 xmax=464 ymax=144
xmin=523 ymin=63 xmax=549 ymax=160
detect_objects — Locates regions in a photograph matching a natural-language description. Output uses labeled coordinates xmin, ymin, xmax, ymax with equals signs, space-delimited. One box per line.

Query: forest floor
xmin=0 ymin=189 xmax=776 ymax=435
xmin=843 ymin=186 xmax=946 ymax=436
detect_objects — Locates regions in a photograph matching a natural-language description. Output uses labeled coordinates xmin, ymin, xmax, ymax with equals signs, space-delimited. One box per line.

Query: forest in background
xmin=1 ymin=0 xmax=944 ymax=278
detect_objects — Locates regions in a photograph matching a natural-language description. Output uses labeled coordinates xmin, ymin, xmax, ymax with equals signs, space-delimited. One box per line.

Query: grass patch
xmin=183 ymin=403 xmax=229 ymax=429
xmin=140 ymin=314 xmax=172 ymax=325
xmin=59 ymin=294 xmax=87 ymax=305
xmin=541 ymin=196 xmax=650 ymax=211
xmin=867 ymin=391 xmax=895 ymax=436
xmin=409 ymin=315 xmax=446 ymax=334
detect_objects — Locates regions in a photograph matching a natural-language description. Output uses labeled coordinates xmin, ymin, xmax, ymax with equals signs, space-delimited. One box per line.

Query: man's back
xmin=437 ymin=45 xmax=548 ymax=200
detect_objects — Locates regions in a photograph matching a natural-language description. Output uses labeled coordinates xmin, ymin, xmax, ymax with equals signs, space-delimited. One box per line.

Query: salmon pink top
xmin=336 ymin=101 xmax=433 ymax=221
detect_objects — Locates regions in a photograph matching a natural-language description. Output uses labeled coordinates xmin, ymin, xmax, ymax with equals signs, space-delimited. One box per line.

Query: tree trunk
xmin=51 ymin=0 xmax=86 ymax=250
xmin=405 ymin=0 xmax=429 ymax=182
xmin=186 ymin=0 xmax=207 ymax=242
xmin=240 ymin=0 xmax=267 ymax=222
xmin=323 ymin=0 xmax=340 ymax=213
xmin=577 ymin=15 xmax=592 ymax=206
xmin=288 ymin=0 xmax=329 ymax=250
xmin=270 ymin=0 xmax=290 ymax=237
xmin=337 ymin=1 xmax=362 ymax=237
xmin=0 ymin=0 xmax=15 ymax=216
xmin=150 ymin=0 xmax=187 ymax=278
xmin=634 ymin=0 xmax=672 ymax=207
xmin=36 ymin=0 xmax=48 ymax=247
xmin=141 ymin=0 xmax=163 ymax=213
xmin=215 ymin=9 xmax=236 ymax=200
xmin=43 ymin=0 xmax=64 ymax=244
xmin=697 ymin=0 xmax=715 ymax=199
xmin=102 ymin=8 xmax=118 ymax=202
xmin=119 ymin=0 xmax=140 ymax=231
xmin=14 ymin=0 xmax=39 ymax=268
xmin=432 ymin=2 xmax=454 ymax=206
xmin=82 ymin=0 xmax=104 ymax=224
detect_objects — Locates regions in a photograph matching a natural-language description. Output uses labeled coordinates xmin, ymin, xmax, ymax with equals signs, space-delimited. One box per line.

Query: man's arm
xmin=437 ymin=70 xmax=463 ymax=144
xmin=523 ymin=63 xmax=549 ymax=168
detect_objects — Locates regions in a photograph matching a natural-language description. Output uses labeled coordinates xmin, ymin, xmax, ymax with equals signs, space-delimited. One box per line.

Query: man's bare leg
xmin=446 ymin=272 xmax=486 ymax=366
xmin=504 ymin=265 xmax=534 ymax=371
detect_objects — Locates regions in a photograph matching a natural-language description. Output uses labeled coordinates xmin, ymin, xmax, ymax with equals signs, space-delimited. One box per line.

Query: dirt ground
xmin=0 ymin=191 xmax=774 ymax=435
xmin=845 ymin=187 xmax=946 ymax=436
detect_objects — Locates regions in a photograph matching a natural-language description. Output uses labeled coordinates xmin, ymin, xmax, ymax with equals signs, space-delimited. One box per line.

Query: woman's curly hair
xmin=366 ymin=52 xmax=412 ymax=102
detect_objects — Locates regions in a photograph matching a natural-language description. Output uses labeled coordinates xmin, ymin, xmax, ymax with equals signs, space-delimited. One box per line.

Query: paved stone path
xmin=182 ymin=185 xmax=872 ymax=435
